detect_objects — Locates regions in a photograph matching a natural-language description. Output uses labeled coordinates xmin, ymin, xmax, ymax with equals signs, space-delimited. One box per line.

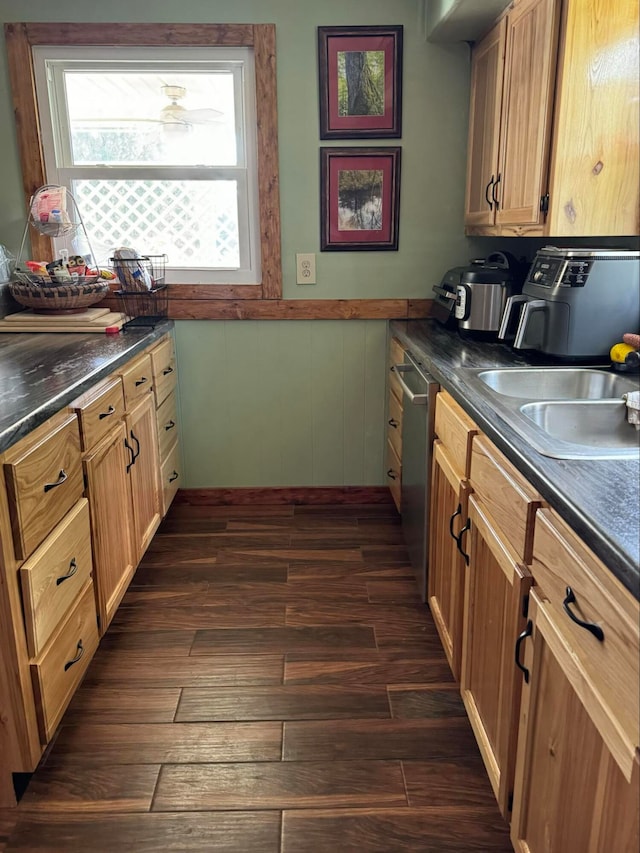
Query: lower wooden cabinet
xmin=126 ymin=394 xmax=162 ymax=562
xmin=161 ymin=439 xmax=182 ymax=515
xmin=460 ymin=493 xmax=532 ymax=818
xmin=510 ymin=590 xmax=639 ymax=852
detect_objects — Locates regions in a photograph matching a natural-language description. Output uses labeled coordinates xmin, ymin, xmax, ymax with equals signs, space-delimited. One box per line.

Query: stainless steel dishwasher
xmin=392 ymin=350 xmax=439 ymax=602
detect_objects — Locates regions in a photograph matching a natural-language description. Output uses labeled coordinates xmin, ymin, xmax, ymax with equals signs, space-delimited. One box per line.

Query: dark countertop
xmin=391 ymin=319 xmax=640 ymax=600
xmin=0 ymin=322 xmax=173 ymax=453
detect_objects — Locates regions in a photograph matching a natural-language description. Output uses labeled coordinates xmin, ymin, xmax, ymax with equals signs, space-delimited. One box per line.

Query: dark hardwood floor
xmin=1 ymin=501 xmax=513 ymax=852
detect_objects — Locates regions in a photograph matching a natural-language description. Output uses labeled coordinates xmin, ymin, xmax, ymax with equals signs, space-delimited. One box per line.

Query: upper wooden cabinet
xmin=465 ymin=0 xmax=638 ymax=236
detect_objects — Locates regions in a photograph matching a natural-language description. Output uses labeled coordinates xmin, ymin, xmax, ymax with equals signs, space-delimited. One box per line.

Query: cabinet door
xmin=511 ymin=590 xmax=639 ymax=853
xmin=126 ymin=394 xmax=162 ymax=562
xmin=495 ymin=0 xmax=560 ymax=227
xmin=464 ymin=18 xmax=506 ymax=227
xmin=461 ymin=494 xmax=532 ymax=817
xmin=84 ymin=422 xmax=135 ymax=633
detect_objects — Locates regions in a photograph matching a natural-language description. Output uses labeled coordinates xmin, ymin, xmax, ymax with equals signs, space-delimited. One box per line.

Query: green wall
xmin=0 ymin=0 xmax=487 ymax=487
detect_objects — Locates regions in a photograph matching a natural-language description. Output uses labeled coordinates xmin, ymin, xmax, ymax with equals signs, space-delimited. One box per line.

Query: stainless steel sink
xmin=463 ymin=367 xmax=640 ymax=460
xmin=476 ymin=368 xmax=639 ymax=400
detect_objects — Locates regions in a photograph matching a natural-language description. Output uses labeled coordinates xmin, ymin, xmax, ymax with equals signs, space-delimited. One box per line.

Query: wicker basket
xmin=9 ymin=280 xmax=110 ymax=313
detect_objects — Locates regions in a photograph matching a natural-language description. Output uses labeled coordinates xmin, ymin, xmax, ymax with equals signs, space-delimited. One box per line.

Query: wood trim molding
xmin=174 ymin=487 xmax=396 ymax=506
xmin=3 ymin=22 xmax=283 ymax=298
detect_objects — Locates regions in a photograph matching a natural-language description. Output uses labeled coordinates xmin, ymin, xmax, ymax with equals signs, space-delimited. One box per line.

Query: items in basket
xmin=112 ymin=247 xmax=155 ymax=291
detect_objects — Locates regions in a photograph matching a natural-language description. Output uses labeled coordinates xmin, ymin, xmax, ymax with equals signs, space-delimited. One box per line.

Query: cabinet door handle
xmin=98 ymin=405 xmax=116 ymax=420
xmin=162 ymin=365 xmax=174 ymax=376
xmin=449 ymin=503 xmax=462 ymax=541
xmin=169 ymin=470 xmax=179 ymax=483
xmin=56 ymin=558 xmax=78 ymax=586
xmin=64 ymin=640 xmax=84 ymax=672
xmin=44 ymin=469 xmax=67 ymax=493
xmin=456 ymin=518 xmax=470 ymax=565
xmin=492 ymin=173 xmax=501 ymax=209
xmin=485 ymin=175 xmax=495 ymax=210
xmin=130 ymin=429 xmax=141 ymax=462
xmin=515 ymin=620 xmax=533 ymax=683
xmin=386 ymin=468 xmax=397 ymax=481
xmin=388 ymin=418 xmax=399 ymax=429
xmin=165 ymin=420 xmax=176 ymax=431
xmin=562 ymin=587 xmax=604 ymax=642
xmin=124 ymin=438 xmax=135 ymax=473
xmin=135 ymin=376 xmax=148 ymax=387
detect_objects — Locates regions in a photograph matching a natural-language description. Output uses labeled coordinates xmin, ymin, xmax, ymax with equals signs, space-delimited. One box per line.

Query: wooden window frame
xmin=4 ymin=22 xmax=282 ymax=301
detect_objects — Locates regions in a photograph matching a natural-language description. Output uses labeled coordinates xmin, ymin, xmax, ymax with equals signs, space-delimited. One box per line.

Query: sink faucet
xmin=623 ymin=391 xmax=640 ymax=430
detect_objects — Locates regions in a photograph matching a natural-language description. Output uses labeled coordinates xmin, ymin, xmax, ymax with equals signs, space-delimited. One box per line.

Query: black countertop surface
xmin=391 ymin=320 xmax=640 ymax=600
xmin=0 ymin=322 xmax=173 ymax=453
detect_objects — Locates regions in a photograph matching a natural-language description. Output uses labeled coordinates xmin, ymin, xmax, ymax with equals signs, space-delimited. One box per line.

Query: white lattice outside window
xmin=32 ymin=46 xmax=261 ymax=285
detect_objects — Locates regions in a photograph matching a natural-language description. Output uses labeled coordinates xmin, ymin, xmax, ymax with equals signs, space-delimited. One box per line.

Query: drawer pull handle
xmin=135 ymin=376 xmax=148 ymax=387
xmin=485 ymin=175 xmax=495 ymax=211
xmin=162 ymin=366 xmax=174 ymax=376
xmin=562 ymin=587 xmax=604 ymax=642
xmin=456 ymin=518 xmax=470 ymax=565
xmin=64 ymin=640 xmax=84 ymax=672
xmin=169 ymin=470 xmax=179 ymax=483
xmin=515 ymin=620 xmax=533 ymax=683
xmin=388 ymin=418 xmax=399 ymax=429
xmin=165 ymin=420 xmax=176 ymax=431
xmin=98 ymin=405 xmax=115 ymax=420
xmin=386 ymin=468 xmax=397 ymax=481
xmin=44 ymin=469 xmax=67 ymax=493
xmin=449 ymin=503 xmax=462 ymax=542
xmin=56 ymin=558 xmax=78 ymax=586
xmin=130 ymin=430 xmax=141 ymax=462
xmin=124 ymin=438 xmax=135 ymax=473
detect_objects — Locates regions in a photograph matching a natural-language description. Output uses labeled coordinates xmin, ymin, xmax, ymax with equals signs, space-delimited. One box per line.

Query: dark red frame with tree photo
xmin=320 ymin=147 xmax=401 ymax=251
xmin=318 ymin=25 xmax=403 ymax=139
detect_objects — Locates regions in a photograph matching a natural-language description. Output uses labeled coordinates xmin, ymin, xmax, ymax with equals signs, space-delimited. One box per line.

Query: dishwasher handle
xmin=391 ymin=362 xmax=428 ymax=405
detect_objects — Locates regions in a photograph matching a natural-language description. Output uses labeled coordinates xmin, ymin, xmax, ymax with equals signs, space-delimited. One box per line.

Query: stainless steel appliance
xmin=499 ymin=246 xmax=640 ymax=359
xmin=433 ymin=252 xmax=526 ymax=338
xmin=392 ymin=350 xmax=439 ymax=602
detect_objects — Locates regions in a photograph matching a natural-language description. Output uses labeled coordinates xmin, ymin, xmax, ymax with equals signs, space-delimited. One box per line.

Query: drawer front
xmin=120 ymin=353 xmax=154 ymax=408
xmin=4 ymin=413 xmax=84 ymax=560
xmin=20 ymin=498 xmax=93 ymax=657
xmin=156 ymin=391 xmax=179 ymax=463
xmin=434 ymin=391 xmax=478 ymax=479
xmin=161 ymin=440 xmax=181 ymax=515
xmin=387 ymin=391 xmax=403 ymax=460
xmin=388 ymin=337 xmax=405 ymax=404
xmin=150 ymin=336 xmax=177 ymax=407
xmin=385 ymin=438 xmax=402 ymax=512
xmin=531 ymin=509 xmax=640 ymax=764
xmin=469 ymin=435 xmax=542 ymax=564
xmin=31 ymin=581 xmax=99 ymax=742
xmin=72 ymin=376 xmax=125 ymax=452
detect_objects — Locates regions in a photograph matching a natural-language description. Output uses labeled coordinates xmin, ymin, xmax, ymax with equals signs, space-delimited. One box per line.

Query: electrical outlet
xmin=296 ymin=253 xmax=316 ymax=284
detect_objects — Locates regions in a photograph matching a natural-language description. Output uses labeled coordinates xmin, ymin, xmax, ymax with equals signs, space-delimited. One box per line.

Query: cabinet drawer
xmin=4 ymin=412 xmax=84 ymax=560
xmin=531 ymin=508 xmax=640 ymax=772
xmin=387 ymin=391 xmax=402 ymax=459
xmin=161 ymin=440 xmax=181 ymax=515
xmin=150 ymin=336 xmax=177 ymax=407
xmin=385 ymin=438 xmax=401 ymax=512
xmin=119 ymin=353 xmax=154 ymax=408
xmin=434 ymin=391 xmax=478 ymax=479
xmin=31 ymin=581 xmax=99 ymax=742
xmin=388 ymin=337 xmax=405 ymax=404
xmin=156 ymin=391 xmax=179 ymax=463
xmin=20 ymin=499 xmax=93 ymax=658
xmin=71 ymin=376 xmax=125 ymax=452
xmin=470 ymin=435 xmax=542 ymax=564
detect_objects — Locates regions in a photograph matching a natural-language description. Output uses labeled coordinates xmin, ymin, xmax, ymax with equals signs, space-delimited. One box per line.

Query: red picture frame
xmin=320 ymin=147 xmax=401 ymax=251
xmin=318 ymin=25 xmax=403 ymax=139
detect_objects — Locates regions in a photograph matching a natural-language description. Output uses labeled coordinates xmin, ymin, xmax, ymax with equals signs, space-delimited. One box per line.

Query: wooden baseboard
xmin=173 ymin=487 xmax=395 ymax=506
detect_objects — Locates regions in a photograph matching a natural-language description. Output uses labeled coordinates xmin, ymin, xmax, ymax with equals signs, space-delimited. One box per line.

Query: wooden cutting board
xmin=3 ymin=307 xmax=112 ymax=323
xmin=0 ymin=311 xmax=129 ymax=333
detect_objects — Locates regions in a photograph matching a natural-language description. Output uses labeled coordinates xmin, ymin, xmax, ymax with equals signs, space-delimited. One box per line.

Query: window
xmin=5 ymin=23 xmax=281 ymax=301
xmin=34 ymin=46 xmax=260 ymax=285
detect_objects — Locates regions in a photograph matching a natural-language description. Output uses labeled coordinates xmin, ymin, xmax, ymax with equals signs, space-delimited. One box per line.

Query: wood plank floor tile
xmin=281 ymin=807 xmax=512 ymax=853
xmin=0 ymin=810 xmax=17 ymax=852
xmin=97 ymin=629 xmax=195 ymax=656
xmin=293 ymin=505 xmax=397 ymax=517
xmin=226 ymin=516 xmax=358 ymax=531
xmin=16 ymin=766 xmax=159 ymax=813
xmin=190 ymin=625 xmax=377 ymax=656
xmin=157 ymin=517 xmax=228 ymax=534
xmin=374 ymin=623 xmax=447 ymax=653
xmin=44 ymin=722 xmax=283 ymax=766
xmin=282 ymin=717 xmax=479 ymax=761
xmin=82 ymin=654 xmax=284 ymax=688
xmin=175 ymin=685 xmax=391 ymax=722
xmin=287 ymin=562 xmax=415 ymax=581
xmin=402 ymin=756 xmax=499 ymax=808
xmin=170 ymin=504 xmax=294 ymax=518
xmin=365 ymin=580 xmax=423 ymax=603
xmin=388 ymin=686 xmax=467 ymax=719
xmin=286 ymin=602 xmax=433 ymax=627
xmin=3 ymin=812 xmax=281 ymax=853
xmin=228 ymin=547 xmax=363 ymax=563
xmin=289 ymin=531 xmax=405 ymax=548
xmin=361 ymin=545 xmax=414 ymax=563
xmin=141 ymin=534 xmax=291 ymax=565
xmin=108 ymin=602 xmax=286 ymax=630
xmin=153 ymin=760 xmax=407 ymax=811
xmin=283 ymin=653 xmax=454 ymax=685
xmin=62 ymin=687 xmax=180 ymax=724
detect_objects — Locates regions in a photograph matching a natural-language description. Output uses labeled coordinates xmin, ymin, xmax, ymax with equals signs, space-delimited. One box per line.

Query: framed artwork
xmin=320 ymin=146 xmax=401 ymax=251
xmin=317 ymin=25 xmax=403 ymax=139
